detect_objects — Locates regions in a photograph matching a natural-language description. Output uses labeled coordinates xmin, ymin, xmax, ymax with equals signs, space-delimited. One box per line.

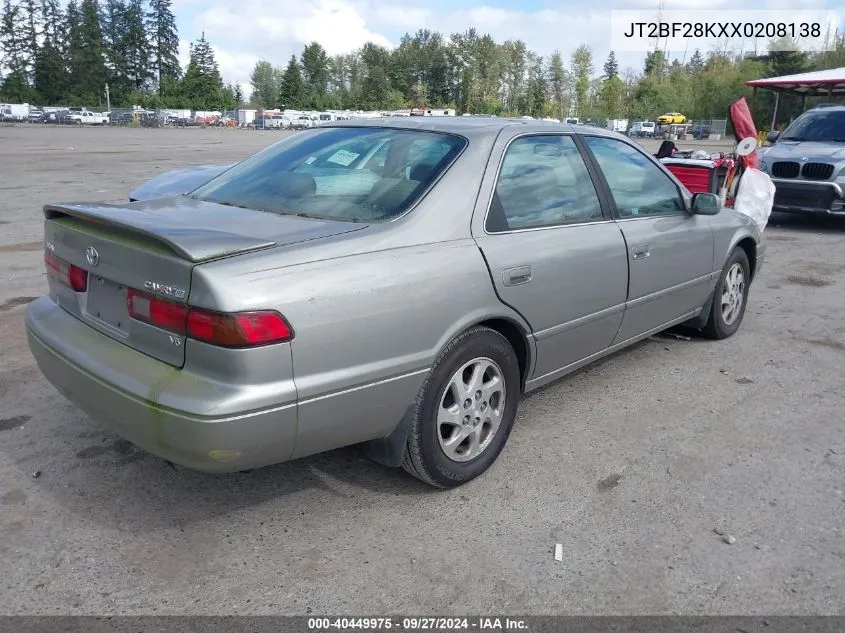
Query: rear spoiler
xmin=44 ymin=202 xmax=277 ymax=263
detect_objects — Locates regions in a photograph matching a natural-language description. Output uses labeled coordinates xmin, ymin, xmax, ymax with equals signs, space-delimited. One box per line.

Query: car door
xmin=472 ymin=132 xmax=629 ymax=384
xmin=582 ymin=135 xmax=715 ymax=343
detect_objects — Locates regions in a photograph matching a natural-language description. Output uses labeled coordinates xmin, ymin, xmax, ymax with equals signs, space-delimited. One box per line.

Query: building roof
xmin=745 ymin=67 xmax=845 ymax=96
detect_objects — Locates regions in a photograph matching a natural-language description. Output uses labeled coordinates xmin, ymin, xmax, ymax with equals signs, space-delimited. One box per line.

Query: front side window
xmin=190 ymin=127 xmax=466 ymax=222
xmin=584 ymin=136 xmax=685 ymax=218
xmin=486 ymin=135 xmax=603 ymax=232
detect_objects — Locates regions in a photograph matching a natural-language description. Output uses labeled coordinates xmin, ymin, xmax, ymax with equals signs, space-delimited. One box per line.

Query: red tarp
xmin=729 ymin=97 xmax=758 ymax=169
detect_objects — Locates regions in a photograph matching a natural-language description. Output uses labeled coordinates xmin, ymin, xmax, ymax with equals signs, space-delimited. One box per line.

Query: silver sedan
xmin=26 ymin=118 xmax=765 ymax=488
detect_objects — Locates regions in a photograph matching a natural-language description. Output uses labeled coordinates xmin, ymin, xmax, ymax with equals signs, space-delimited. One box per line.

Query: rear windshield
xmin=189 ymin=126 xmax=466 ymax=221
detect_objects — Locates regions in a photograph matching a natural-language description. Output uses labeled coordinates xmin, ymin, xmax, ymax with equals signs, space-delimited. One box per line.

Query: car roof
xmin=323 ymin=116 xmax=621 ymax=140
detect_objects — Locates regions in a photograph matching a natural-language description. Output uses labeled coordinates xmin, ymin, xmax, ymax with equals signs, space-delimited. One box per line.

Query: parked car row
xmin=252 ymin=112 xmax=347 ymax=130
xmin=7 ymin=106 xmax=110 ymax=125
xmin=627 ymin=118 xmax=714 ymax=140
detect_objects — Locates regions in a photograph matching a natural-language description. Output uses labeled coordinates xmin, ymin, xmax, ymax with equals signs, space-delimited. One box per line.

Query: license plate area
xmin=85 ymin=276 xmax=130 ymax=334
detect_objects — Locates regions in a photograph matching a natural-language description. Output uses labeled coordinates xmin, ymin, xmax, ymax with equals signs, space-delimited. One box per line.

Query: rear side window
xmin=190 ymin=127 xmax=466 ymax=221
xmin=486 ymin=135 xmax=603 ymax=232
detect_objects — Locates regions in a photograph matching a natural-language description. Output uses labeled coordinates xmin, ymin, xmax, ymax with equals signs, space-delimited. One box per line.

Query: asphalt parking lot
xmin=1 ymin=125 xmax=843 ymax=616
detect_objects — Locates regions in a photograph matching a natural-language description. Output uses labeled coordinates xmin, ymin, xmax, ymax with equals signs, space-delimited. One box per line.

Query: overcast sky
xmin=170 ymin=0 xmax=844 ymax=97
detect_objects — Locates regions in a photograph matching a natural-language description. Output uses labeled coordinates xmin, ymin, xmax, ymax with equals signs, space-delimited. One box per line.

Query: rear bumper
xmin=26 ymin=297 xmax=298 ymax=473
xmin=771 ymin=178 xmax=845 ymax=216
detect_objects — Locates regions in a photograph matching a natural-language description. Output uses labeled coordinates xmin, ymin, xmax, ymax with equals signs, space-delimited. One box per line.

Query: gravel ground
xmin=0 ymin=126 xmax=843 ymax=616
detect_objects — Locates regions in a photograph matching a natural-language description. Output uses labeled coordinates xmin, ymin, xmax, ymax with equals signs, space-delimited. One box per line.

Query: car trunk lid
xmin=43 ymin=199 xmax=367 ymax=367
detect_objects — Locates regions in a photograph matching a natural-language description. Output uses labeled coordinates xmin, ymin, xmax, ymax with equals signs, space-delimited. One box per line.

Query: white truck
xmin=67 ymin=109 xmax=108 ymax=125
xmin=629 ymin=121 xmax=656 ymax=138
xmin=289 ymin=115 xmax=314 ymax=130
xmin=607 ymin=119 xmax=629 ymax=133
xmin=254 ymin=113 xmax=290 ymax=129
xmin=0 ymin=103 xmax=30 ymax=121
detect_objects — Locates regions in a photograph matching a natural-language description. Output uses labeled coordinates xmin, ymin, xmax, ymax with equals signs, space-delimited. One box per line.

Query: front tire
xmin=402 ymin=326 xmax=520 ymax=488
xmin=702 ymin=247 xmax=750 ymax=339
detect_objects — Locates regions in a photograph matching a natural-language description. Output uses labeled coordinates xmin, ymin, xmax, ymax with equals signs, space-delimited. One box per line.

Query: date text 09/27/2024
xmin=307 ymin=617 xmax=529 ymax=630
xmin=622 ymin=21 xmax=822 ymax=39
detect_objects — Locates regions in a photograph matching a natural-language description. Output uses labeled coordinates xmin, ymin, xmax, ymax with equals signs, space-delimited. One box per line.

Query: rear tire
xmin=402 ymin=326 xmax=520 ymax=488
xmin=702 ymin=247 xmax=750 ymax=340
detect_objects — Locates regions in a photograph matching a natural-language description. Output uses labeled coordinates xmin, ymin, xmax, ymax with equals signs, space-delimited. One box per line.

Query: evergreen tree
xmin=40 ymin=0 xmax=63 ymax=41
xmin=250 ymin=59 xmax=277 ymax=108
xmin=220 ymin=82 xmax=235 ymax=109
xmin=0 ymin=68 xmax=32 ymax=101
xmin=0 ymin=0 xmax=28 ymax=76
xmin=146 ymin=0 xmax=180 ymax=91
xmin=278 ymin=54 xmax=303 ymax=108
xmin=300 ymin=41 xmax=328 ymax=109
xmin=546 ymin=51 xmax=568 ymax=120
xmin=644 ymin=50 xmax=666 ymax=76
xmin=182 ymin=31 xmax=224 ymax=108
xmin=64 ymin=0 xmax=86 ymax=97
xmin=598 ymin=75 xmax=625 ymax=118
xmin=233 ymin=81 xmax=243 ymax=108
xmin=101 ymin=0 xmax=128 ymax=97
xmin=34 ymin=0 xmax=67 ymax=103
xmin=526 ymin=54 xmax=546 ymax=118
xmin=34 ymin=38 xmax=65 ymax=102
xmin=687 ymin=49 xmax=705 ymax=74
xmin=359 ymin=42 xmax=391 ymax=110
xmin=122 ymin=0 xmax=151 ymax=91
xmin=603 ymin=50 xmax=618 ymax=79
xmin=571 ymin=44 xmax=592 ymax=117
xmin=67 ymin=0 xmax=107 ymax=102
xmin=20 ymin=0 xmax=41 ymax=78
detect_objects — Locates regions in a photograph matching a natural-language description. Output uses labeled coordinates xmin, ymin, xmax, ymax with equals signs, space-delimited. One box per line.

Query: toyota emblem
xmin=85 ymin=246 xmax=99 ymax=267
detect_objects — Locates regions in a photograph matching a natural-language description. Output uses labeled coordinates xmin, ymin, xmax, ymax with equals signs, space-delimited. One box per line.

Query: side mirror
xmin=767 ymin=130 xmax=780 ymax=144
xmin=691 ymin=192 xmax=720 ymax=215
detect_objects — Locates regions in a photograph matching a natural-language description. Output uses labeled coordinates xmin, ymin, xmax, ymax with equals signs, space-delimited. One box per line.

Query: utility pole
xmin=105 ymin=83 xmax=111 ymax=112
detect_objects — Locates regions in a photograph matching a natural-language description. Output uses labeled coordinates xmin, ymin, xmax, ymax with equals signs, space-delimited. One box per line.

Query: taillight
xmin=187 ymin=308 xmax=293 ymax=347
xmin=127 ymin=289 xmax=187 ymax=334
xmin=45 ymin=251 xmax=88 ymax=292
xmin=126 ymin=288 xmax=293 ymax=348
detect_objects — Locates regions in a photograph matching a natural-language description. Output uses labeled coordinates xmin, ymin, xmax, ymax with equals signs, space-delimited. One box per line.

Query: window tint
xmin=486 ymin=135 xmax=603 ymax=232
xmin=190 ymin=127 xmax=466 ymax=221
xmin=584 ymin=136 xmax=684 ymax=218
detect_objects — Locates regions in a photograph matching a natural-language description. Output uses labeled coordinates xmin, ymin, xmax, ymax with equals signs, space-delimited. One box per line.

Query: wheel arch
xmin=735 ymin=235 xmax=758 ymax=280
xmin=476 ymin=316 xmax=532 ymax=392
xmin=363 ymin=312 xmax=534 ymax=469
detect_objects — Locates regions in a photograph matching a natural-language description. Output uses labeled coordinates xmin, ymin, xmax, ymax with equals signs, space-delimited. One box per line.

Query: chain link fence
xmin=579 ymin=118 xmax=729 ymax=141
xmin=650 ymin=119 xmax=728 ymax=140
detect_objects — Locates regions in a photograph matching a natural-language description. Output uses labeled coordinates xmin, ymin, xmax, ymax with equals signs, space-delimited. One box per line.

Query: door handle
xmin=631 ymin=245 xmax=650 ymax=260
xmin=503 ymin=265 xmax=532 ymax=286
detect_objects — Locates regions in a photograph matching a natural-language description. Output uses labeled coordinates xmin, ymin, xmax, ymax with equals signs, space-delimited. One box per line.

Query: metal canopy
xmin=745 ymin=67 xmax=845 ymax=97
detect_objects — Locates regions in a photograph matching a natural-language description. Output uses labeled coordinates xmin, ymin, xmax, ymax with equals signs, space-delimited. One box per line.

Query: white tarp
xmin=733 ymin=168 xmax=775 ymax=232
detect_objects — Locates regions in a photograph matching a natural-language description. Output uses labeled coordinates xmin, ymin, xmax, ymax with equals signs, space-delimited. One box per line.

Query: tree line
xmin=0 ymin=0 xmax=240 ymax=109
xmin=3 ymin=1 xmax=845 ymax=126
xmin=252 ymin=31 xmax=845 ymax=127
